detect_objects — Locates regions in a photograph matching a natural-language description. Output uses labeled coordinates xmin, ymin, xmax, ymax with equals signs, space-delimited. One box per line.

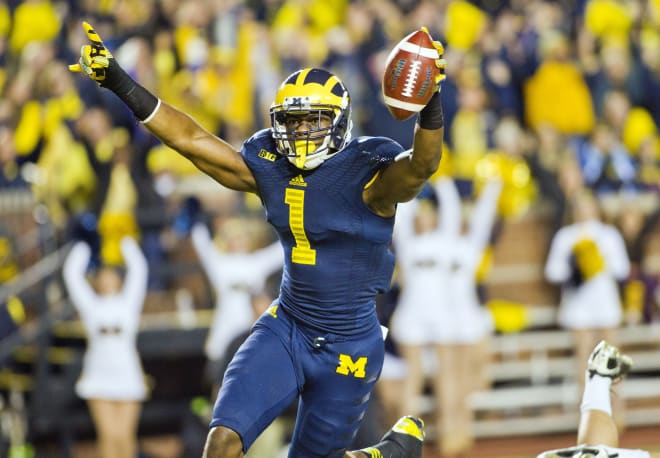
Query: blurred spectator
xmin=0 ymin=295 xmax=25 ymax=341
xmin=270 ymin=0 xmax=347 ymax=72
xmin=585 ymin=41 xmax=644 ymax=118
xmin=524 ymin=30 xmax=596 ymax=136
xmin=638 ymin=27 xmax=660 ymax=127
xmin=525 ymin=123 xmax=573 ymax=235
xmin=74 ymin=106 xmax=168 ymax=285
xmin=479 ymin=116 xmax=537 ymax=219
xmin=633 ymin=135 xmax=660 ymax=193
xmin=478 ymin=7 xmax=534 ymax=120
xmin=0 ymin=229 xmax=18 ymax=284
xmin=0 ymin=124 xmax=28 ymax=189
xmin=618 ymin=201 xmax=660 ymax=324
xmin=8 ymin=0 xmax=61 ymax=55
xmin=572 ymin=122 xmax=638 ymax=195
xmin=450 ymin=67 xmax=495 ymax=191
xmin=583 ymin=0 xmax=635 ymax=45
xmin=601 ymin=89 xmax=632 ymax=138
xmin=7 ymin=44 xmax=89 ymax=229
xmin=620 ymin=106 xmax=660 ymax=192
xmin=622 ymin=105 xmax=657 ymax=152
xmin=444 ymin=0 xmax=487 ymax=52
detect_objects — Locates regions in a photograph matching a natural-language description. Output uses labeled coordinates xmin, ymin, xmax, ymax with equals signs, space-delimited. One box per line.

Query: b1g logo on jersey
xmin=258 ymin=149 xmax=277 ymax=162
xmin=336 ymin=354 xmax=367 ymax=378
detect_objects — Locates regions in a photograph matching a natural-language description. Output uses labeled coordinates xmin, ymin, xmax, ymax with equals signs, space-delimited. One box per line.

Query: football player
xmin=69 ymin=22 xmax=445 ymax=458
xmin=538 ymin=341 xmax=656 ymax=458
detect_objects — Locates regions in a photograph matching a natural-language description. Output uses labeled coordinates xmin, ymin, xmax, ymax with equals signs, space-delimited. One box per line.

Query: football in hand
xmin=382 ymin=29 xmax=440 ymax=121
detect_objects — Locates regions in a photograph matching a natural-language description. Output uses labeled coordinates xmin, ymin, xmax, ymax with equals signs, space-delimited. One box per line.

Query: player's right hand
xmin=68 ymin=21 xmax=114 ymax=86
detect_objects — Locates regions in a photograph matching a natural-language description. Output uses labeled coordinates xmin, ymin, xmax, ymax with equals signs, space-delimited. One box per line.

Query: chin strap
xmin=293 ymin=140 xmax=317 ymax=168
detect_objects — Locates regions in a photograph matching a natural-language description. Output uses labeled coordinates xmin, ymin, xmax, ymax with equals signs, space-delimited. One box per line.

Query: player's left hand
xmin=432 ymin=40 xmax=446 ymax=87
xmin=68 ymin=21 xmax=115 ymax=86
xmin=421 ymin=26 xmax=447 ymax=91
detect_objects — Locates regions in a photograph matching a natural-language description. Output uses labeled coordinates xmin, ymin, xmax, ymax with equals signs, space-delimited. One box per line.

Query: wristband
xmin=417 ymin=91 xmax=444 ymax=130
xmin=102 ymin=59 xmax=159 ymax=121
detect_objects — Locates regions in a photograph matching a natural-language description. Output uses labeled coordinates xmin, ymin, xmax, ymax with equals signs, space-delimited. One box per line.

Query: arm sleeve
xmin=191 ymin=223 xmax=224 ymax=292
xmin=434 ymin=177 xmax=462 ymax=238
xmin=544 ymin=229 xmax=573 ymax=283
xmin=63 ymin=242 xmax=97 ymax=314
xmin=467 ymin=179 xmax=502 ymax=249
xmin=119 ymin=237 xmax=148 ymax=311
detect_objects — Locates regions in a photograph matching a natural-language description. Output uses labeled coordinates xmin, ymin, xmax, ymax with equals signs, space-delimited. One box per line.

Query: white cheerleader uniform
xmin=544 ymin=220 xmax=630 ymax=329
xmin=191 ymin=224 xmax=283 ymax=362
xmin=63 ymin=238 xmax=148 ymax=401
xmin=391 ymin=179 xmax=501 ymax=345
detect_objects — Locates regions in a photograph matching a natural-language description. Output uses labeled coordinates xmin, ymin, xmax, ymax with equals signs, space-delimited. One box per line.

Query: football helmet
xmin=270 ymin=68 xmax=352 ymax=170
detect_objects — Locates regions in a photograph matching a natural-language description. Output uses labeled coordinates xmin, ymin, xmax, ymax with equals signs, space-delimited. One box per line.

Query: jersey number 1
xmin=285 ymin=188 xmax=317 ymax=265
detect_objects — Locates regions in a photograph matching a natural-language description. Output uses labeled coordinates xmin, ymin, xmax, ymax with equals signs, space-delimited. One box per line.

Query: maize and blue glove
xmin=68 ymin=22 xmax=118 ymax=87
xmin=69 ymin=21 xmax=159 ymax=121
xmin=421 ymin=26 xmax=447 ymax=92
xmin=419 ymin=27 xmax=446 ymax=130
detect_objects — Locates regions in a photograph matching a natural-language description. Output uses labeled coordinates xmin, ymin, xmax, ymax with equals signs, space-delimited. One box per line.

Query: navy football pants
xmin=211 ymin=305 xmax=385 ymax=457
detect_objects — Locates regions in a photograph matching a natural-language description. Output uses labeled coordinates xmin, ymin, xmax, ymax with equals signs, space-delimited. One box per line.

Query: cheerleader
xmin=191 ymin=219 xmax=283 ymax=392
xmin=545 ymin=190 xmax=630 ymax=388
xmin=392 ymin=178 xmax=501 ymax=457
xmin=63 ymin=237 xmax=148 ymax=458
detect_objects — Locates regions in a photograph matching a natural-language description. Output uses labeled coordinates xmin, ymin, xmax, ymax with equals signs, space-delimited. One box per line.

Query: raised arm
xmin=467 ymin=179 xmax=502 ymax=249
xmin=252 ymin=240 xmax=284 ymax=277
xmin=544 ymin=229 xmax=574 ymax=283
xmin=62 ymin=241 xmax=97 ymax=313
xmin=69 ymin=22 xmax=257 ymax=193
xmin=144 ymin=103 xmax=256 ymax=192
xmin=191 ymin=223 xmax=225 ymax=292
xmin=603 ymin=226 xmax=630 ymax=280
xmin=434 ymin=177 xmax=462 ymax=238
xmin=364 ymin=107 xmax=444 ymax=217
xmin=363 ymin=34 xmax=446 ymax=217
xmin=119 ymin=237 xmax=148 ymax=311
xmin=392 ymin=199 xmax=419 ymax=248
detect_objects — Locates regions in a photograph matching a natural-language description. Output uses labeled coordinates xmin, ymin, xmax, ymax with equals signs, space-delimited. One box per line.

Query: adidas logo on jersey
xmin=289 ymin=174 xmax=307 ymax=187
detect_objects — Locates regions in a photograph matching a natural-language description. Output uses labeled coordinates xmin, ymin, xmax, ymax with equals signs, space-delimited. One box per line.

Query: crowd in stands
xmin=0 ymin=0 xmax=659 ymax=455
xmin=0 ymin=0 xmax=658 ymax=263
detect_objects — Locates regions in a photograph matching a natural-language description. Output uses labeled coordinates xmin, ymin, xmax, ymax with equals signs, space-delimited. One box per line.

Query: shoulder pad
xmin=241 ymin=129 xmax=278 ymax=160
xmin=350 ymin=136 xmax=405 ymax=166
xmin=243 ymin=128 xmax=273 ymax=148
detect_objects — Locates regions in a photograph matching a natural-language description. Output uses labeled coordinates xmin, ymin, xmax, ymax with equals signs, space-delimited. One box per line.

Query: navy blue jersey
xmin=241 ymin=129 xmax=404 ymax=335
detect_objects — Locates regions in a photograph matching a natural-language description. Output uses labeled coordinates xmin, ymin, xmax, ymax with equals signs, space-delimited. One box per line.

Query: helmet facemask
xmin=270 ymin=69 xmax=352 ymax=170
